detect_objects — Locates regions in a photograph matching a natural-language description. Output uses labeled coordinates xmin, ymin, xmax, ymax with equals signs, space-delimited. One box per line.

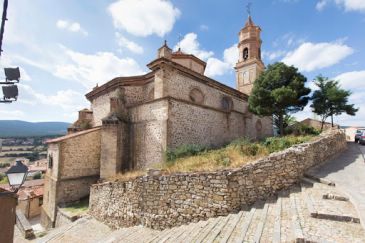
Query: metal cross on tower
xmin=246 ymin=2 xmax=252 ymax=16
xmin=177 ymin=33 xmax=183 ymax=51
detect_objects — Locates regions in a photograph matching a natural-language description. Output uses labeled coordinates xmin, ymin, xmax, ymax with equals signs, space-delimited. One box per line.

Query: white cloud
xmin=335 ymin=70 xmax=365 ymax=90
xmin=56 ymin=20 xmax=88 ymax=36
xmin=0 ymin=54 xmax=32 ymax=81
xmin=316 ymin=0 xmax=365 ymax=12
xmin=282 ymin=41 xmax=354 ymax=72
xmin=19 ymin=84 xmax=87 ymax=111
xmin=0 ymin=110 xmax=25 ymax=120
xmin=205 ymin=58 xmax=231 ymax=77
xmin=316 ymin=0 xmax=330 ymax=10
xmin=336 ymin=0 xmax=365 ymax=12
xmin=174 ymin=33 xmax=214 ymax=61
xmin=108 ymin=0 xmax=180 ymax=37
xmin=223 ymin=44 xmax=239 ymax=68
xmin=263 ymin=50 xmax=287 ymax=61
xmin=54 ymin=48 xmax=145 ymax=88
xmin=115 ymin=33 xmax=144 ymax=54
xmin=172 ymin=33 xmax=237 ymax=78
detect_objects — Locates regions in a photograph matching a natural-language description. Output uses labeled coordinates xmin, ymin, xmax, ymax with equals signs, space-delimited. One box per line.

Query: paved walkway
xmin=308 ymin=142 xmax=365 ymax=230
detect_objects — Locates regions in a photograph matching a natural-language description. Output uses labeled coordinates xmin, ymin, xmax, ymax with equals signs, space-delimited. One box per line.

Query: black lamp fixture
xmin=5 ymin=160 xmax=28 ymax=193
xmin=0 ymin=67 xmax=20 ymax=103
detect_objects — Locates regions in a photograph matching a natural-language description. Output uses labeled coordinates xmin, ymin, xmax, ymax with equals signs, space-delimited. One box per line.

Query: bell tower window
xmin=243 ymin=48 xmax=249 ymax=60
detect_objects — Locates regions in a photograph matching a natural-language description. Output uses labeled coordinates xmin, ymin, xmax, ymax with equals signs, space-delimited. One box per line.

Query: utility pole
xmin=0 ymin=0 xmax=8 ymax=55
xmin=0 ymin=0 xmax=20 ymax=104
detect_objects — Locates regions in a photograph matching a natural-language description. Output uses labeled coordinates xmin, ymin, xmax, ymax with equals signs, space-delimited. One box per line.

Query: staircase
xmin=33 ymin=178 xmax=365 ymax=243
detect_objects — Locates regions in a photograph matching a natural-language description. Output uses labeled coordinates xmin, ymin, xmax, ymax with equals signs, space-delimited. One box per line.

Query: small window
xmin=39 ymin=196 xmax=43 ymax=206
xmin=243 ymin=48 xmax=249 ymax=60
xmin=48 ymin=154 xmax=53 ymax=169
xmin=189 ymin=88 xmax=204 ymax=104
xmin=221 ymin=96 xmax=233 ymax=112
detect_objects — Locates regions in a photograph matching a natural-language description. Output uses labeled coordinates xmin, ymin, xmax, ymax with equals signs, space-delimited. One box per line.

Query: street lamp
xmin=5 ymin=160 xmax=28 ymax=193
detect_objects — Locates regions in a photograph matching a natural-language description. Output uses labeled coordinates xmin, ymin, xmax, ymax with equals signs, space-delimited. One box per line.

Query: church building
xmin=41 ymin=15 xmax=273 ymax=228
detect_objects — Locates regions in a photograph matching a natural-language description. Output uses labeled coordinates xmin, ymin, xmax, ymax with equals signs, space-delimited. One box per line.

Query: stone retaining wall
xmin=89 ymin=129 xmax=346 ymax=230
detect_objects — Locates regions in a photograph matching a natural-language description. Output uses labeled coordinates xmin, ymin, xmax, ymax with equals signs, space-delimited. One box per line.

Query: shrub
xmin=286 ymin=123 xmax=320 ymax=136
xmin=33 ymin=171 xmax=42 ymax=180
xmin=263 ymin=135 xmax=313 ymax=153
xmin=165 ymin=144 xmax=207 ymax=162
xmin=228 ymin=137 xmax=251 ymax=147
xmin=0 ymin=163 xmax=10 ymax=168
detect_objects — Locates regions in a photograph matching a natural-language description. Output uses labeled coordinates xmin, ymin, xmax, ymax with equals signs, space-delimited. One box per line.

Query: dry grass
xmin=157 ymin=146 xmax=269 ymax=173
xmin=113 ymin=135 xmax=316 ymax=180
xmin=158 ymin=135 xmax=315 ymax=173
xmin=113 ymin=170 xmax=146 ymax=182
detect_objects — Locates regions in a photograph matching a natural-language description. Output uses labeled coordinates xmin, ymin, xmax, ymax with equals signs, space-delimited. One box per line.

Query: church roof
xmin=46 ymin=127 xmax=101 ymax=144
xmin=147 ymin=57 xmax=248 ymax=101
xmin=171 ymin=48 xmax=207 ymax=67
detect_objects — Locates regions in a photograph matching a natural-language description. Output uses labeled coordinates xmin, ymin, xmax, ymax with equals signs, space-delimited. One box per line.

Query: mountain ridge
xmin=0 ymin=120 xmax=70 ymax=137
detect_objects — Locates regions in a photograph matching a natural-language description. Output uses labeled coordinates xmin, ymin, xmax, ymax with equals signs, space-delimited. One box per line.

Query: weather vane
xmin=246 ymin=2 xmax=252 ymax=16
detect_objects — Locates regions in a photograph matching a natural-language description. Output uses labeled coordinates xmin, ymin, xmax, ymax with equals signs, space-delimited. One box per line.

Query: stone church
xmin=41 ymin=16 xmax=272 ymax=228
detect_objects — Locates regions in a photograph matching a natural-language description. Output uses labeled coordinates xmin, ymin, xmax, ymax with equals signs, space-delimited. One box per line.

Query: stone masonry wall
xmin=89 ymin=129 xmax=346 ymax=230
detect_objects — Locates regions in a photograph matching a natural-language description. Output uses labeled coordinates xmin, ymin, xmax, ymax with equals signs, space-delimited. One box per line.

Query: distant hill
xmin=0 ymin=120 xmax=70 ymax=137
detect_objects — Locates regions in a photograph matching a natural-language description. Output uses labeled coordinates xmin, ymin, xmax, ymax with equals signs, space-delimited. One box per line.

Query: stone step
xmin=242 ymin=201 xmax=265 ymax=242
xmin=322 ymin=192 xmax=349 ymax=201
xmin=279 ymin=191 xmax=292 ymax=243
xmin=227 ymin=203 xmax=257 ymax=242
xmin=160 ymin=223 xmax=191 ymax=242
xmin=39 ymin=216 xmax=112 ymax=243
xmin=103 ymin=226 xmax=144 ymax=243
xmin=253 ymin=201 xmax=269 ymax=243
xmin=128 ymin=228 xmax=159 ymax=243
xmin=259 ymin=198 xmax=277 ymax=243
xmin=272 ymin=196 xmax=282 ymax=243
xmin=147 ymin=227 xmax=172 ymax=243
xmin=173 ymin=219 xmax=210 ymax=243
xmin=203 ymin=214 xmax=232 ymax=243
xmin=301 ymin=182 xmax=360 ymax=224
xmin=302 ymin=175 xmax=335 ymax=187
xmin=215 ymin=211 xmax=244 ymax=243
xmin=289 ymin=187 xmax=305 ymax=243
xmin=193 ymin=216 xmax=224 ymax=242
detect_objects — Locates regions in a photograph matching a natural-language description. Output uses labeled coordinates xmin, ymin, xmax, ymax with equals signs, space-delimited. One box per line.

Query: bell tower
xmin=235 ymin=13 xmax=265 ymax=96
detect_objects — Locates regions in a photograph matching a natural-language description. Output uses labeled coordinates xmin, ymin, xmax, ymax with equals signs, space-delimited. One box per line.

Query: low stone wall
xmin=89 ymin=129 xmax=346 ymax=230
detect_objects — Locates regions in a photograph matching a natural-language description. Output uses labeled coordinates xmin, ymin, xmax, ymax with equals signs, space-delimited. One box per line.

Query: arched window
xmin=243 ymin=48 xmax=249 ymax=60
xmin=189 ymin=88 xmax=204 ymax=104
xmin=221 ymin=96 xmax=233 ymax=112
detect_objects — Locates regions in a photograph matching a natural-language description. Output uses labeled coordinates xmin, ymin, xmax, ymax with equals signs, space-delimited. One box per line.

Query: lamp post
xmin=0 ymin=160 xmax=28 ymax=243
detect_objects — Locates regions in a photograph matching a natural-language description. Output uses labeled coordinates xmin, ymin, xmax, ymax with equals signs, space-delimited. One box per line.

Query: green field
xmin=0 ymin=157 xmax=14 ymax=164
xmin=1 ymin=145 xmax=35 ymax=151
xmin=0 ymin=151 xmax=34 ymax=156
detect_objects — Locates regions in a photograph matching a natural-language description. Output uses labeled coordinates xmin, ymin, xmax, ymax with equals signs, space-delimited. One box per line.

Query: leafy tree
xmin=273 ymin=114 xmax=297 ymax=133
xmin=311 ymin=75 xmax=358 ymax=131
xmin=249 ymin=62 xmax=311 ymax=136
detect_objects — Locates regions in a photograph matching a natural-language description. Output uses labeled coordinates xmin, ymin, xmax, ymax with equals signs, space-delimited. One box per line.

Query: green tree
xmin=273 ymin=114 xmax=297 ymax=132
xmin=249 ymin=62 xmax=311 ymax=135
xmin=310 ymin=75 xmax=358 ymax=131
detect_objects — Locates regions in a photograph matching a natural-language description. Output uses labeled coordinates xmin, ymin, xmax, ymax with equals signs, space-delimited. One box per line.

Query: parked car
xmin=355 ymin=129 xmax=364 ymax=143
xmin=359 ymin=131 xmax=365 ymax=145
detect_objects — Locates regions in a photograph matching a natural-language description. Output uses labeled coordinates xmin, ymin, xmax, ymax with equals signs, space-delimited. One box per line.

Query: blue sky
xmin=0 ymin=0 xmax=364 ymax=126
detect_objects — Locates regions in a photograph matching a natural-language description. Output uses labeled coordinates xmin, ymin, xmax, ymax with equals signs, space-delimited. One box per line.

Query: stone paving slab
xmin=308 ymin=142 xmax=365 ymax=230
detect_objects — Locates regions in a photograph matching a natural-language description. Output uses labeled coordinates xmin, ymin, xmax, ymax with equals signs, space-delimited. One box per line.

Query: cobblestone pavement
xmin=16 ymin=179 xmax=365 ymax=243
xmin=308 ymin=142 xmax=365 ymax=230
